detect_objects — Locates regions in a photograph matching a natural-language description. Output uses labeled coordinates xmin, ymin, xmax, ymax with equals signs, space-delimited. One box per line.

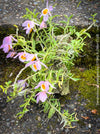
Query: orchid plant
xmin=0 ymin=0 xmax=96 ymax=128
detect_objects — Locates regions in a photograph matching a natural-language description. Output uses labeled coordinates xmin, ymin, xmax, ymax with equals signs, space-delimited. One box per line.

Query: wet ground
xmin=0 ymin=0 xmax=100 ymax=26
xmin=0 ymin=88 xmax=100 ymax=134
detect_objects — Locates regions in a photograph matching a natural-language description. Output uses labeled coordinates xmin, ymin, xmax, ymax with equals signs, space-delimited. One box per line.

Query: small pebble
xmin=33 ymin=2 xmax=38 ymax=5
xmin=6 ymin=118 xmax=10 ymax=121
xmin=11 ymin=100 xmax=14 ymax=103
xmin=65 ymin=128 xmax=69 ymax=133
xmin=37 ymin=116 xmax=41 ymax=121
xmin=11 ymin=120 xmax=15 ymax=123
xmin=7 ymin=122 xmax=10 ymax=127
xmin=47 ymin=131 xmax=52 ymax=134
xmin=88 ymin=123 xmax=91 ymax=128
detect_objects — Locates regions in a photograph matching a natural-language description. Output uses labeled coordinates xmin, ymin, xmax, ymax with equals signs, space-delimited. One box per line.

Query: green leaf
xmin=31 ymin=98 xmax=36 ymax=103
xmin=20 ymin=103 xmax=26 ymax=108
xmin=77 ymin=1 xmax=81 ymax=8
xmin=51 ymin=15 xmax=60 ymax=20
xmin=16 ymin=111 xmax=23 ymax=116
xmin=59 ymin=21 xmax=67 ymax=24
xmin=75 ymin=32 xmax=80 ymax=37
xmin=48 ymin=108 xmax=56 ymax=119
xmin=43 ymin=102 xmax=50 ymax=113
xmin=0 ymin=85 xmax=5 ymax=92
xmin=80 ymin=29 xmax=86 ymax=34
xmin=32 ymin=75 xmax=36 ymax=82
xmin=70 ymin=77 xmax=80 ymax=81
xmin=85 ymin=32 xmax=91 ymax=38
xmin=5 ymin=81 xmax=12 ymax=85
xmin=23 ymin=108 xmax=29 ymax=113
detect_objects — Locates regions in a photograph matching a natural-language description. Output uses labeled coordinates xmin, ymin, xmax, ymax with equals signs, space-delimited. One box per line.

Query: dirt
xmin=0 ymin=0 xmax=100 ymax=26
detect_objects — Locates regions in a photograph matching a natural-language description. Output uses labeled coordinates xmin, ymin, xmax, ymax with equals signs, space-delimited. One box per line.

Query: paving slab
xmin=0 ymin=0 xmax=100 ymax=27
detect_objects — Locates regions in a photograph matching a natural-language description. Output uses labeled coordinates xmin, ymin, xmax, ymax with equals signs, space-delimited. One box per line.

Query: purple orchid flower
xmin=35 ymin=81 xmax=55 ymax=103
xmin=17 ymin=79 xmax=28 ymax=90
xmin=6 ymin=51 xmax=17 ymax=58
xmin=35 ymin=91 xmax=51 ymax=103
xmin=40 ymin=21 xmax=47 ymax=29
xmin=34 ymin=81 xmax=55 ymax=91
xmin=14 ymin=52 xmax=30 ymax=62
xmin=25 ymin=60 xmax=48 ymax=72
xmin=25 ymin=53 xmax=39 ymax=62
xmin=41 ymin=0 xmax=53 ymax=22
xmin=0 ymin=36 xmax=17 ymax=53
xmin=22 ymin=20 xmax=39 ymax=34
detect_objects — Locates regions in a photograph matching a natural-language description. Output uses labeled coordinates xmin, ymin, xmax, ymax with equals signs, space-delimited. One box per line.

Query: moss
xmin=0 ymin=24 xmax=26 ymax=44
xmin=0 ymin=58 xmax=32 ymax=85
xmin=70 ymin=66 xmax=100 ymax=114
xmin=37 ymin=123 xmax=42 ymax=128
xmin=0 ymin=61 xmax=24 ymax=84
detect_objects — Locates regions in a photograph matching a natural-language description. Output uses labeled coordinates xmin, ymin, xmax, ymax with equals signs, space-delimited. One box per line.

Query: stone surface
xmin=0 ymin=0 xmax=100 ymax=26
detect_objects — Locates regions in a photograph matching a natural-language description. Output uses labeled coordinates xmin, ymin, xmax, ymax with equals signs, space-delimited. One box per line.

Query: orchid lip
xmin=41 ymin=84 xmax=46 ymax=90
xmin=42 ymin=8 xmax=49 ymax=15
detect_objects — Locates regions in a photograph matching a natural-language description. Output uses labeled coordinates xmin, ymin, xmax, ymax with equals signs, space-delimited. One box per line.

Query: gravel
xmin=0 ymin=0 xmax=100 ymax=26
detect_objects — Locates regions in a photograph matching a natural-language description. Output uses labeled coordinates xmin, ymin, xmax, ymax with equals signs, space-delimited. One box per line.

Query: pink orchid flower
xmin=35 ymin=81 xmax=55 ymax=103
xmin=25 ymin=60 xmax=47 ymax=72
xmin=34 ymin=81 xmax=55 ymax=91
xmin=41 ymin=0 xmax=53 ymax=22
xmin=35 ymin=91 xmax=50 ymax=103
xmin=14 ymin=52 xmax=30 ymax=62
xmin=0 ymin=36 xmax=17 ymax=53
xmin=25 ymin=53 xmax=39 ymax=62
xmin=17 ymin=79 xmax=28 ymax=90
xmin=6 ymin=51 xmax=17 ymax=58
xmin=40 ymin=21 xmax=47 ymax=29
xmin=22 ymin=20 xmax=39 ymax=34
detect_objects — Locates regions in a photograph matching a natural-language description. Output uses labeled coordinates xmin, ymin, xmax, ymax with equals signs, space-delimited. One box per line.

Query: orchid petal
xmin=6 ymin=51 xmax=17 ymax=58
xmin=40 ymin=21 xmax=47 ymax=29
xmin=43 ymin=15 xmax=49 ymax=22
xmin=46 ymin=0 xmax=48 ymax=8
xmin=34 ymin=81 xmax=44 ymax=89
xmin=11 ymin=36 xmax=17 ymax=42
xmin=49 ymin=6 xmax=53 ymax=11
xmin=48 ymin=81 xmax=56 ymax=89
xmin=36 ymin=95 xmax=40 ymax=103
xmin=40 ymin=61 xmax=48 ymax=68
xmin=25 ymin=61 xmax=34 ymax=68
xmin=36 ymin=61 xmax=41 ymax=70
xmin=47 ymin=91 xmax=52 ymax=94
xmin=39 ymin=92 xmax=48 ymax=102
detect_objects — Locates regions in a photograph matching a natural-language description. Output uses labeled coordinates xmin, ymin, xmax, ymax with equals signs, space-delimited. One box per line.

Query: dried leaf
xmin=81 ymin=116 xmax=89 ymax=120
xmin=91 ymin=109 xmax=97 ymax=114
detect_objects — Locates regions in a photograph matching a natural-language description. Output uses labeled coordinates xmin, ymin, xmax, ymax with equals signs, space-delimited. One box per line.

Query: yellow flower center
xmin=21 ymin=54 xmax=26 ymax=60
xmin=28 ymin=23 xmax=30 ymax=28
xmin=31 ymin=56 xmax=36 ymax=61
xmin=33 ymin=64 xmax=37 ymax=70
xmin=30 ymin=28 xmax=33 ymax=33
xmin=43 ymin=8 xmax=48 ymax=15
xmin=8 ymin=45 xmax=11 ymax=51
xmin=41 ymin=84 xmax=46 ymax=90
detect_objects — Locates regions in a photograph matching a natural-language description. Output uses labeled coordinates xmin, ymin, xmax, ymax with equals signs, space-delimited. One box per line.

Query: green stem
xmin=13 ymin=66 xmax=27 ymax=88
xmin=48 ymin=100 xmax=66 ymax=119
xmin=24 ymin=72 xmax=39 ymax=81
xmin=76 ymin=22 xmax=95 ymax=40
xmin=36 ymin=28 xmax=46 ymax=50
